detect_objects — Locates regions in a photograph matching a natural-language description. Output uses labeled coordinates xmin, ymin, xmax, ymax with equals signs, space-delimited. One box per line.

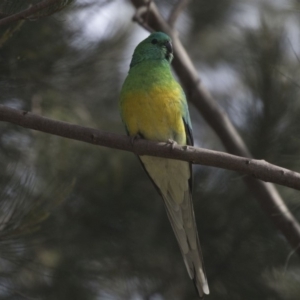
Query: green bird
xmin=119 ymin=32 xmax=209 ymax=297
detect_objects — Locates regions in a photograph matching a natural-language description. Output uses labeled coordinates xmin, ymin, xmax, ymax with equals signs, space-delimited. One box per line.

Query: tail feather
xmin=164 ymin=190 xmax=209 ymax=297
xmin=139 ymin=156 xmax=209 ymax=297
xmin=190 ymin=248 xmax=210 ymax=297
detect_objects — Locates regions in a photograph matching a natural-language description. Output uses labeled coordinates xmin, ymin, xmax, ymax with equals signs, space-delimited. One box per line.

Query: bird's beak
xmin=165 ymin=41 xmax=173 ymax=54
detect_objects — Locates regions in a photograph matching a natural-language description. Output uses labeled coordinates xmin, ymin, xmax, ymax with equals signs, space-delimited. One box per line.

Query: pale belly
xmin=140 ymin=155 xmax=190 ymax=204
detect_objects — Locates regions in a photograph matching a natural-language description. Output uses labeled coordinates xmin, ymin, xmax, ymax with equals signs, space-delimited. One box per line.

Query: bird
xmin=119 ymin=32 xmax=209 ymax=297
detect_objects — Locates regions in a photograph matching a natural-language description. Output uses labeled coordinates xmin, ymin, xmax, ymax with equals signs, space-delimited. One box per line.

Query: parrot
xmin=119 ymin=32 xmax=209 ymax=297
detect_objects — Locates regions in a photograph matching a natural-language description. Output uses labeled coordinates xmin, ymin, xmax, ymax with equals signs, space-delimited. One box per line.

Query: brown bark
xmin=1 ymin=104 xmax=300 ymax=191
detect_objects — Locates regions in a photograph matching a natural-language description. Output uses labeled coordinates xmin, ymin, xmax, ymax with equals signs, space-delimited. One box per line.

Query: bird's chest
xmin=121 ymin=85 xmax=185 ymax=143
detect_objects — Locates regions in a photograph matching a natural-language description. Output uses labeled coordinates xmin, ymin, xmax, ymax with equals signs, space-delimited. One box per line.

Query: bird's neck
xmin=128 ymin=60 xmax=173 ymax=85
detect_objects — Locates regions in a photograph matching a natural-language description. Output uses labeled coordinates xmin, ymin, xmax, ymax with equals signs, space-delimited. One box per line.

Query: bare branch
xmin=168 ymin=0 xmax=190 ymax=27
xmin=132 ymin=4 xmax=154 ymax=33
xmin=130 ymin=0 xmax=300 ymax=256
xmin=0 ymin=0 xmax=61 ymax=27
xmin=1 ymin=104 xmax=300 ymax=192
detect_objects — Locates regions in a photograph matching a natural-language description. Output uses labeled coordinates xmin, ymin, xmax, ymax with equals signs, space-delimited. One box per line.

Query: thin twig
xmin=283 ymin=244 xmax=300 ymax=275
xmin=1 ymin=104 xmax=300 ymax=192
xmin=287 ymin=37 xmax=300 ymax=65
xmin=0 ymin=0 xmax=61 ymax=27
xmin=273 ymin=66 xmax=300 ymax=90
xmin=168 ymin=0 xmax=190 ymax=27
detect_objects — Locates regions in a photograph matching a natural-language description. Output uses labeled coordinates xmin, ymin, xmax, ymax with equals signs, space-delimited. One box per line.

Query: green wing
xmin=181 ymin=93 xmax=194 ymax=146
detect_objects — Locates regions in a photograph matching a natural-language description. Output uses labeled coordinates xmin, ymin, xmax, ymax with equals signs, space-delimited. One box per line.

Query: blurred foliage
xmin=0 ymin=0 xmax=300 ymax=299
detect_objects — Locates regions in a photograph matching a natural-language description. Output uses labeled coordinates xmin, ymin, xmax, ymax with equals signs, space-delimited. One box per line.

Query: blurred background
xmin=0 ymin=0 xmax=300 ymax=299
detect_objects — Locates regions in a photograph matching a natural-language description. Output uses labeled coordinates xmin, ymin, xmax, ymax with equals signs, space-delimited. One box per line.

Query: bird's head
xmin=130 ymin=32 xmax=173 ymax=68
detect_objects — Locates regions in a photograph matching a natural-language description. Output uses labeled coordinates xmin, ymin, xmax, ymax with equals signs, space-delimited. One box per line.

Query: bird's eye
xmin=151 ymin=39 xmax=158 ymax=44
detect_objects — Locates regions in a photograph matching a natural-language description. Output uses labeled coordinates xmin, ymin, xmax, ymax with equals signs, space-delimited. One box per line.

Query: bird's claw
xmin=167 ymin=139 xmax=177 ymax=150
xmin=130 ymin=135 xmax=137 ymax=146
xmin=130 ymin=134 xmax=144 ymax=154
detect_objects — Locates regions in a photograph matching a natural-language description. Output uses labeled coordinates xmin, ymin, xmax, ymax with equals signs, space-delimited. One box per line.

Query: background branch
xmin=168 ymin=0 xmax=190 ymax=27
xmin=133 ymin=5 xmax=154 ymax=33
xmin=130 ymin=0 xmax=300 ymax=256
xmin=1 ymin=104 xmax=300 ymax=191
xmin=0 ymin=0 xmax=63 ymax=27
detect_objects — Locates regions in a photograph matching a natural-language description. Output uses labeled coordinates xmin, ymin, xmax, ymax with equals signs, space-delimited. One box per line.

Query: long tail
xmin=163 ymin=188 xmax=209 ymax=297
xmin=140 ymin=156 xmax=209 ymax=297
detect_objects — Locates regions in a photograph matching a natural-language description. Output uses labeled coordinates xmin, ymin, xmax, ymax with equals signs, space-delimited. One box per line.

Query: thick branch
xmin=0 ymin=0 xmax=60 ymax=27
xmin=133 ymin=5 xmax=154 ymax=33
xmin=1 ymin=104 xmax=300 ymax=191
xmin=130 ymin=0 xmax=300 ymax=256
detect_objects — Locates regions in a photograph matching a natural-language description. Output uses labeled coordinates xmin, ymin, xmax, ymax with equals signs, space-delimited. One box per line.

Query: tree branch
xmin=130 ymin=0 xmax=300 ymax=256
xmin=0 ymin=0 xmax=61 ymax=27
xmin=168 ymin=0 xmax=190 ymax=27
xmin=132 ymin=4 xmax=154 ymax=33
xmin=1 ymin=104 xmax=300 ymax=191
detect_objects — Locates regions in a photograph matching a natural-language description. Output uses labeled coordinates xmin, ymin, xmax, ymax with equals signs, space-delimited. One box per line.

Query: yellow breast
xmin=121 ymin=84 xmax=186 ymax=145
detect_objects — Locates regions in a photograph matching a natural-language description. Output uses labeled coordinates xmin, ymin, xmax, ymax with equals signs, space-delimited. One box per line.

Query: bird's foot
xmin=130 ymin=133 xmax=144 ymax=154
xmin=167 ymin=139 xmax=177 ymax=150
xmin=130 ymin=135 xmax=138 ymax=146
